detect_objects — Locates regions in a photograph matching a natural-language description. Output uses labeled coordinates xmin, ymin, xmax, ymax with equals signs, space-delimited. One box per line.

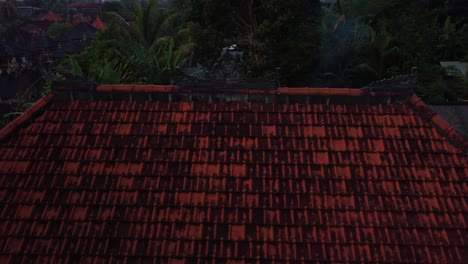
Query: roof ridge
xmin=97 ymin=84 xmax=179 ymax=93
xmin=409 ymin=95 xmax=468 ymax=153
xmin=53 ymin=84 xmax=415 ymax=97
xmin=277 ymin=87 xmax=362 ymax=96
xmin=0 ymin=94 xmax=55 ymax=141
xmin=53 ymin=84 xmax=179 ymax=93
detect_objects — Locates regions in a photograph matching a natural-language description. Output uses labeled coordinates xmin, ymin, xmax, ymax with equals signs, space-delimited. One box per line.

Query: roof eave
xmin=0 ymin=94 xmax=55 ymax=142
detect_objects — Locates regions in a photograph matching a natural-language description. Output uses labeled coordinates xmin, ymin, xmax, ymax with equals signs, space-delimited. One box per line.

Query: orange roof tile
xmin=91 ymin=17 xmax=107 ymax=30
xmin=0 ymin=85 xmax=466 ymax=263
xmin=40 ymin=11 xmax=64 ymax=22
xmin=0 ymin=94 xmax=55 ymax=141
xmin=278 ymin=87 xmax=362 ymax=96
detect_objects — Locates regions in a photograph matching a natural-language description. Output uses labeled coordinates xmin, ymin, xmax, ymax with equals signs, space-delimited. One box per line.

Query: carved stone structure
xmin=177 ymin=47 xmax=279 ymax=90
xmin=361 ymin=67 xmax=418 ymax=94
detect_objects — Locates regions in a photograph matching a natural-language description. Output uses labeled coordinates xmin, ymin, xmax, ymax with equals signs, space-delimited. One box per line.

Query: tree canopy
xmin=0 ymin=0 xmax=16 ymax=23
xmin=70 ymin=0 xmax=188 ymax=84
xmin=18 ymin=0 xmax=466 ymax=101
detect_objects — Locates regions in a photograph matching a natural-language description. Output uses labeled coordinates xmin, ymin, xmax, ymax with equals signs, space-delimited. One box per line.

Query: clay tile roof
xmin=71 ymin=16 xmax=91 ymax=26
xmin=429 ymin=105 xmax=468 ymax=136
xmin=0 ymin=85 xmax=467 ymax=263
xmin=59 ymin=22 xmax=97 ymax=40
xmin=91 ymin=17 xmax=107 ymax=30
xmin=40 ymin=11 xmax=64 ymax=22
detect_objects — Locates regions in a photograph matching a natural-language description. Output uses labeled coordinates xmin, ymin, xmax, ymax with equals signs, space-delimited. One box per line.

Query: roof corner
xmin=0 ymin=94 xmax=55 ymax=142
xmin=409 ymin=94 xmax=467 ymax=153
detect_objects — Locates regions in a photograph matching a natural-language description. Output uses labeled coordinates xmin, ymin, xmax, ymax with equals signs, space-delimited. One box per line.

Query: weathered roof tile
xmin=0 ymin=86 xmax=467 ymax=262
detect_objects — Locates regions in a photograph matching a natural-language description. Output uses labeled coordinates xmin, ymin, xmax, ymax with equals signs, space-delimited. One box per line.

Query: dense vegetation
xmin=65 ymin=0 xmax=467 ymax=102
xmin=2 ymin=0 xmax=468 ymax=103
xmin=69 ymin=0 xmax=190 ymax=84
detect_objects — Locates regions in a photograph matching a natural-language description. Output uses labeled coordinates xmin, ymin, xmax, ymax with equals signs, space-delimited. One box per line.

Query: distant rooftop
xmin=40 ymin=11 xmax=64 ymax=22
xmin=430 ymin=105 xmax=468 ymax=136
xmin=440 ymin=61 xmax=468 ymax=77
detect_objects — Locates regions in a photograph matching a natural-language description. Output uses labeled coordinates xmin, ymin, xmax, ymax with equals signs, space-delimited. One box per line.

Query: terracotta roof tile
xmin=91 ymin=17 xmax=106 ymax=30
xmin=40 ymin=11 xmax=64 ymax=22
xmin=0 ymin=85 xmax=467 ymax=262
xmin=278 ymin=87 xmax=362 ymax=96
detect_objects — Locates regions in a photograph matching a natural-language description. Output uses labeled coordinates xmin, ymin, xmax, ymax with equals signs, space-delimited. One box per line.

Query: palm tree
xmin=437 ymin=16 xmax=464 ymax=60
xmin=345 ymin=24 xmax=399 ymax=82
xmin=333 ymin=0 xmax=387 ymax=31
xmin=71 ymin=0 xmax=192 ymax=84
xmin=366 ymin=24 xmax=399 ymax=78
xmin=324 ymin=1 xmax=400 ymax=82
xmin=319 ymin=6 xmax=372 ymax=75
xmin=107 ymin=0 xmax=191 ymax=50
xmin=0 ymin=0 xmax=16 ymax=23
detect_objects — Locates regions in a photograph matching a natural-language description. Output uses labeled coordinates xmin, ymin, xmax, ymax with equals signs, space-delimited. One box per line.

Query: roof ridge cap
xmin=0 ymin=94 xmax=55 ymax=142
xmin=409 ymin=94 xmax=468 ymax=153
xmin=53 ymin=84 xmax=179 ymax=93
xmin=53 ymin=84 xmax=419 ymax=96
xmin=96 ymin=84 xmax=179 ymax=93
xmin=277 ymin=87 xmax=362 ymax=96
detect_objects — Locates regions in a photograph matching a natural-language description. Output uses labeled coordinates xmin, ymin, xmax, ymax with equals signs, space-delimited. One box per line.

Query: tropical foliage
xmin=250 ymin=0 xmax=322 ymax=85
xmin=47 ymin=22 xmax=72 ymax=39
xmin=61 ymin=0 xmax=467 ymax=96
xmin=0 ymin=0 xmax=16 ymax=23
xmin=4 ymin=0 xmax=466 ymax=101
xmin=2 ymin=0 xmax=468 ymax=131
xmin=69 ymin=0 xmax=190 ymax=84
xmin=0 ymin=93 xmax=34 ymax=129
xmin=316 ymin=0 xmax=467 ymax=101
xmin=184 ymin=0 xmax=322 ymax=85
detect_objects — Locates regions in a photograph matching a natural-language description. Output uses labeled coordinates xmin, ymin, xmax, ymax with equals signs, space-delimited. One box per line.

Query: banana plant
xmin=158 ymin=38 xmax=186 ymax=83
xmin=0 ymin=0 xmax=16 ymax=23
xmin=125 ymin=37 xmax=186 ymax=84
xmin=74 ymin=0 xmax=192 ymax=85
xmin=366 ymin=24 xmax=399 ymax=78
xmin=437 ymin=16 xmax=464 ymax=60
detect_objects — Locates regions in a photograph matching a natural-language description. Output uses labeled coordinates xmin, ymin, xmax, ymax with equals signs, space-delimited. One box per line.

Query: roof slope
xmin=71 ymin=16 xmax=91 ymax=26
xmin=0 ymin=86 xmax=467 ymax=263
xmin=58 ymin=22 xmax=97 ymax=40
xmin=91 ymin=17 xmax=107 ymax=30
xmin=40 ymin=11 xmax=64 ymax=22
xmin=430 ymin=105 xmax=468 ymax=136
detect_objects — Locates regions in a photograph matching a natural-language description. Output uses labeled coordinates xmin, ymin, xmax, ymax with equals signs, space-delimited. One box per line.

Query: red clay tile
xmin=0 ymin=87 xmax=466 ymax=263
xmin=277 ymin=87 xmax=362 ymax=96
xmin=0 ymin=94 xmax=55 ymax=141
